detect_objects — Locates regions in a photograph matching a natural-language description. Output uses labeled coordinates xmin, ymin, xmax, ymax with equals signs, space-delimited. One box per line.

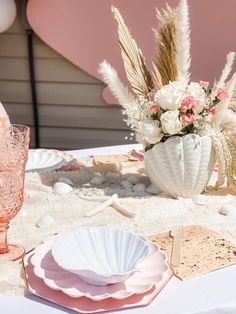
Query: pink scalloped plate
xmin=30 ymin=149 xmax=77 ymax=171
xmin=24 ymin=253 xmax=173 ymax=313
xmin=29 ymin=235 xmax=170 ymax=301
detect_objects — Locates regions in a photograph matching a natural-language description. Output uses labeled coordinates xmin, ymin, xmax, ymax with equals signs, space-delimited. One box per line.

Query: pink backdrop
xmin=27 ymin=0 xmax=236 ymax=104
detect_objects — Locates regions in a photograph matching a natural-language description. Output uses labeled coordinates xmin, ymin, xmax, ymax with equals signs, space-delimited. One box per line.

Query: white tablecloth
xmin=1 ymin=144 xmax=236 ymax=314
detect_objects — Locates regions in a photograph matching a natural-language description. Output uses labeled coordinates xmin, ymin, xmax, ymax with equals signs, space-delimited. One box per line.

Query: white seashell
xmin=133 ymin=183 xmax=146 ymax=193
xmin=192 ymin=194 xmax=208 ymax=206
xmin=145 ymin=134 xmax=215 ymax=198
xmin=219 ymin=204 xmax=236 ymax=217
xmin=126 ymin=174 xmax=140 ymax=185
xmin=58 ymin=177 xmax=74 ymax=186
xmin=120 ymin=180 xmax=133 ymax=189
xmin=222 ymin=194 xmax=233 ymax=204
xmin=90 ymin=174 xmax=105 ymax=185
xmin=26 ymin=150 xmax=65 ymax=172
xmin=53 ymin=182 xmax=73 ymax=194
xmin=36 ymin=215 xmax=55 ymax=228
xmin=52 ymin=227 xmax=149 ymax=286
xmin=146 ymin=184 xmax=161 ymax=195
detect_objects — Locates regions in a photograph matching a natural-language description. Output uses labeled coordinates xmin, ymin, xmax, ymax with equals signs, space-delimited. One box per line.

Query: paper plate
xmin=30 ymin=234 xmax=169 ymax=300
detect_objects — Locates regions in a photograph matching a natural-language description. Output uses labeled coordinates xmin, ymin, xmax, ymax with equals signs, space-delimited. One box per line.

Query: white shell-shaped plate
xmin=51 ymin=227 xmax=150 ymax=286
xmin=26 ymin=150 xmax=66 ymax=172
xmin=145 ymin=134 xmax=216 ymax=198
xmin=31 ymin=235 xmax=168 ymax=300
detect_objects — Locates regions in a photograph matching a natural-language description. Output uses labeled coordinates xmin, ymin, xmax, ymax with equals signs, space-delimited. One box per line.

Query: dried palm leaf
xmin=152 ymin=61 xmax=163 ymax=90
xmin=111 ymin=6 xmax=153 ymax=99
xmin=153 ymin=5 xmax=177 ymax=86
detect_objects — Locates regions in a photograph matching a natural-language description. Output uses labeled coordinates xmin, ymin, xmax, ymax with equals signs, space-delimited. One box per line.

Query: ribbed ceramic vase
xmin=144 ymin=134 xmax=216 ymax=198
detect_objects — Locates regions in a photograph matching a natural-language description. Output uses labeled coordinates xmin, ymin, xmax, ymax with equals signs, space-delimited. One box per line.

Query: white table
xmin=1 ymin=144 xmax=236 ymax=314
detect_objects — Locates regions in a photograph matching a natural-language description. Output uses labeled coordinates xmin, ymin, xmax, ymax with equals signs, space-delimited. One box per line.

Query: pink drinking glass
xmin=0 ymin=124 xmax=30 ymax=261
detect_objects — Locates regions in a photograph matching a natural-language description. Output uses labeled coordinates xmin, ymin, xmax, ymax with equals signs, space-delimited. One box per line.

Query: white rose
xmin=141 ymin=121 xmax=164 ymax=144
xmin=154 ymin=81 xmax=186 ymax=110
xmin=160 ymin=110 xmax=182 ymax=135
xmin=186 ymin=82 xmax=206 ymax=112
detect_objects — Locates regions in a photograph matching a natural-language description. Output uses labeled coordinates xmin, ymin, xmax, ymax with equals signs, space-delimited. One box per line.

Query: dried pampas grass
xmin=98 ymin=60 xmax=135 ymax=107
xmin=175 ymin=0 xmax=191 ymax=84
xmin=153 ymin=5 xmax=177 ymax=86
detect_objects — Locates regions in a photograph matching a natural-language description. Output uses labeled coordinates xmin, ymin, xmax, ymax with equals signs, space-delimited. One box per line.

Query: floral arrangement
xmin=99 ymin=0 xmax=236 ymax=190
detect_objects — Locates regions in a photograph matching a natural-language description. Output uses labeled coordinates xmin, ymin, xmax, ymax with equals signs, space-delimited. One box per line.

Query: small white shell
xmin=192 ymin=194 xmax=207 ymax=206
xmin=133 ymin=183 xmax=146 ymax=193
xmin=53 ymin=182 xmax=73 ymax=194
xmin=219 ymin=204 xmax=236 ymax=217
xmin=222 ymin=194 xmax=233 ymax=204
xmin=120 ymin=180 xmax=133 ymax=189
xmin=146 ymin=184 xmax=161 ymax=195
xmin=36 ymin=215 xmax=55 ymax=228
xmin=90 ymin=174 xmax=105 ymax=185
xmin=58 ymin=177 xmax=74 ymax=186
xmin=126 ymin=174 xmax=140 ymax=185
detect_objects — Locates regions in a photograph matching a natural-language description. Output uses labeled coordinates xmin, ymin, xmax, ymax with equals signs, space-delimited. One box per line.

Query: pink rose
xmin=216 ymin=88 xmax=229 ymax=100
xmin=180 ymin=96 xmax=198 ymax=111
xmin=199 ymin=81 xmax=209 ymax=89
xmin=208 ymin=107 xmax=218 ymax=115
xmin=180 ymin=113 xmax=196 ymax=125
xmin=149 ymin=103 xmax=161 ymax=114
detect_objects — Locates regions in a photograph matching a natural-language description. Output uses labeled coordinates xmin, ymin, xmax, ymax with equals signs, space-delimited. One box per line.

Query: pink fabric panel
xmin=27 ymin=0 xmax=236 ymax=104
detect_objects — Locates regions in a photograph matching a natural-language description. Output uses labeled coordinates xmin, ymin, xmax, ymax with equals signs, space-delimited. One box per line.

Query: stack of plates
xmin=23 ymin=227 xmax=173 ymax=313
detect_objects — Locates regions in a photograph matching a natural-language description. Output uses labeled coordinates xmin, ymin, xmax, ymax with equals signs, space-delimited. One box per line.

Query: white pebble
xmin=53 ymin=182 xmax=73 ymax=194
xmin=192 ymin=194 xmax=207 ymax=206
xmin=219 ymin=204 xmax=236 ymax=217
xmin=120 ymin=180 xmax=133 ymax=189
xmin=36 ymin=215 xmax=55 ymax=228
xmin=90 ymin=174 xmax=105 ymax=185
xmin=133 ymin=183 xmax=146 ymax=193
xmin=127 ymin=174 xmax=140 ymax=185
xmin=58 ymin=177 xmax=74 ymax=186
xmin=146 ymin=184 xmax=161 ymax=195
xmin=106 ymin=172 xmax=120 ymax=181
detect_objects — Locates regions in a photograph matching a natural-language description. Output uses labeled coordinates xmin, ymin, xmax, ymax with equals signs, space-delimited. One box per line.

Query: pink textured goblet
xmin=0 ymin=124 xmax=30 ymax=261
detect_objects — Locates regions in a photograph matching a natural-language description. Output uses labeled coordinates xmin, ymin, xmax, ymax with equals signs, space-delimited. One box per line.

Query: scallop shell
xmin=51 ymin=227 xmax=150 ymax=286
xmin=145 ymin=134 xmax=215 ymax=198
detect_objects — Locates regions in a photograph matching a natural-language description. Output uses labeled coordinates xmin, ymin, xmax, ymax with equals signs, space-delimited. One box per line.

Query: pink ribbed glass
xmin=0 ymin=124 xmax=30 ymax=261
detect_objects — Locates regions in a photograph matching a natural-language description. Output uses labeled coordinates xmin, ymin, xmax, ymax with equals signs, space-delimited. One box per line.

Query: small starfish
xmin=86 ymin=194 xmax=135 ymax=218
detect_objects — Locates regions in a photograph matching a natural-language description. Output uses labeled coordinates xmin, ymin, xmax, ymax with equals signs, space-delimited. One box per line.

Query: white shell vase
xmin=144 ymin=134 xmax=216 ymax=198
